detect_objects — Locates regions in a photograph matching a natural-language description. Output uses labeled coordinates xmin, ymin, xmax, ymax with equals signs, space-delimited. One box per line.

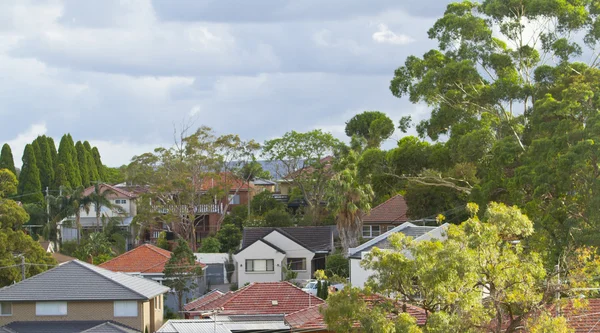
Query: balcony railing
xmin=151 ymin=203 xmax=223 ymax=215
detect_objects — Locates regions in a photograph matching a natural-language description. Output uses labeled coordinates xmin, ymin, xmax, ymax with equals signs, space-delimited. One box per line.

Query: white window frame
xmin=0 ymin=302 xmax=11 ymax=316
xmin=228 ymin=194 xmax=240 ymax=205
xmin=115 ymin=199 xmax=127 ymax=204
xmin=36 ymin=302 xmax=67 ymax=316
xmin=362 ymin=225 xmax=381 ymax=238
xmin=245 ymin=259 xmax=274 ymax=272
xmin=114 ymin=301 xmax=138 ymax=317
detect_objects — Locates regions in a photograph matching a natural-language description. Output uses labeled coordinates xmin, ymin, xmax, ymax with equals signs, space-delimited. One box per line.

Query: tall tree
xmin=83 ymin=141 xmax=100 ymax=183
xmin=35 ymin=136 xmax=54 ymax=192
xmin=56 ymin=135 xmax=76 ymax=189
xmin=327 ymin=150 xmax=374 ymax=254
xmin=50 ymin=186 xmax=91 ymax=244
xmin=0 ymin=144 xmax=16 ymax=176
xmin=67 ymin=134 xmax=82 ymax=187
xmin=91 ymin=147 xmax=105 ymax=181
xmin=163 ymin=238 xmax=203 ymax=312
xmin=88 ymin=183 xmax=124 ymax=232
xmin=263 ymin=130 xmax=342 ymax=224
xmin=17 ymin=145 xmax=43 ymax=204
xmin=75 ymin=141 xmax=90 ymax=187
xmin=345 ymin=111 xmax=395 ymax=149
xmin=53 ymin=164 xmax=68 ymax=190
xmin=46 ymin=136 xmax=57 ymax=166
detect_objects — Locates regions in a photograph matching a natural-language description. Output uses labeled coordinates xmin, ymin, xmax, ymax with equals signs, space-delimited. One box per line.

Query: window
xmin=362 ymin=225 xmax=381 ymax=238
xmin=0 ymin=302 xmax=11 ymax=316
xmin=36 ymin=302 xmax=67 ymax=316
xmin=245 ymin=259 xmax=274 ymax=272
xmin=228 ymin=194 xmax=240 ymax=205
xmin=287 ymin=258 xmax=307 ymax=271
xmin=154 ymin=296 xmax=161 ymax=310
xmin=114 ymin=301 xmax=138 ymax=317
xmin=115 ymin=199 xmax=127 ymax=204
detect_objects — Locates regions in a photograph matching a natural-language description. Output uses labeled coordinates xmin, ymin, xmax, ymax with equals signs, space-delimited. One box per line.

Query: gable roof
xmin=234 ymin=236 xmax=287 ymax=255
xmin=362 ymin=194 xmax=409 ymax=224
xmin=0 ymin=260 xmax=169 ymax=301
xmin=240 ymin=226 xmax=334 ymax=253
xmin=99 ymin=244 xmax=205 ymax=274
xmin=556 ymin=299 xmax=600 ymax=333
xmin=186 ymin=282 xmax=324 ymax=316
xmin=0 ymin=321 xmax=138 ymax=333
xmin=284 ymin=294 xmax=428 ymax=330
xmin=184 ymin=290 xmax=225 ymax=311
xmin=82 ymin=183 xmax=137 ymax=199
xmin=348 ymin=222 xmax=448 ymax=259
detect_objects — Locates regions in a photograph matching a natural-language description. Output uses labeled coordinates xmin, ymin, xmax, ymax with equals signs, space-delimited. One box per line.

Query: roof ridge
xmin=281 ymin=281 xmax=324 ymax=303
xmin=285 ymin=303 xmax=323 ymax=317
xmin=271 ymin=229 xmax=313 ymax=252
xmin=72 ymin=260 xmax=149 ymax=300
xmin=144 ymin=243 xmax=172 ymax=258
xmin=370 ymin=194 xmax=403 ymax=213
xmin=184 ymin=289 xmax=225 ymax=310
xmin=0 ymin=258 xmax=69 ymax=293
xmin=99 ymin=244 xmax=172 ymax=271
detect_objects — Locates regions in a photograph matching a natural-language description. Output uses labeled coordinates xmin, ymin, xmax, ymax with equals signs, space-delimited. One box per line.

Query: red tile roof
xmin=184 ymin=290 xmax=226 ymax=311
xmin=562 ymin=299 xmax=600 ymax=333
xmin=186 ymin=282 xmax=324 ymax=316
xmin=99 ymin=244 xmax=205 ymax=273
xmin=82 ymin=183 xmax=137 ymax=198
xmin=285 ymin=293 xmax=427 ymax=330
xmin=362 ymin=194 xmax=408 ymax=223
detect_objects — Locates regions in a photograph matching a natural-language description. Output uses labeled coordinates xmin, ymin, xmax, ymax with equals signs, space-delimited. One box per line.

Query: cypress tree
xmin=91 ymin=147 xmax=105 ymax=181
xmin=53 ymin=163 xmax=69 ymax=190
xmin=75 ymin=141 xmax=90 ymax=186
xmin=18 ymin=144 xmax=44 ymax=204
xmin=83 ymin=141 xmax=100 ymax=183
xmin=0 ymin=144 xmax=16 ymax=175
xmin=66 ymin=134 xmax=82 ymax=187
xmin=47 ymin=137 xmax=57 ymax=166
xmin=57 ymin=135 xmax=77 ymax=189
xmin=34 ymin=136 xmax=54 ymax=192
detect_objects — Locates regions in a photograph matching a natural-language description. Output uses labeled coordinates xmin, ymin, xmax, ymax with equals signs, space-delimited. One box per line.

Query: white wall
xmin=350 ymin=256 xmax=377 ymax=289
xmin=234 ymin=241 xmax=286 ymax=286
xmin=263 ymin=231 xmax=315 ymax=283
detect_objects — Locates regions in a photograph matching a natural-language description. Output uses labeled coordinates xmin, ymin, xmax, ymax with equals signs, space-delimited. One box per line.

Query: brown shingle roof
xmin=362 ymin=194 xmax=408 ymax=224
xmin=187 ymin=282 xmax=324 ymax=316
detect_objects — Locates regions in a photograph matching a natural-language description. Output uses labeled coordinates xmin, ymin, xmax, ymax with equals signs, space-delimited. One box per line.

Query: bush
xmin=60 ymin=240 xmax=78 ymax=256
xmin=264 ymin=209 xmax=293 ymax=227
xmin=326 ymin=252 xmax=349 ymax=278
xmin=198 ymin=237 xmax=221 ymax=253
xmin=157 ymin=231 xmax=170 ymax=250
xmin=251 ymin=191 xmax=284 ymax=215
xmin=217 ymin=224 xmax=242 ymax=253
xmin=223 ymin=206 xmax=248 ymax=229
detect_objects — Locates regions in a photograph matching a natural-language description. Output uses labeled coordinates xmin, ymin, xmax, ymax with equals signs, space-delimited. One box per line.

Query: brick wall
xmin=0 ymin=301 xmax=145 ymax=331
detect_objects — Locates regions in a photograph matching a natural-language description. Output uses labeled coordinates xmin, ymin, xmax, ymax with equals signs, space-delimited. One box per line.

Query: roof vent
xmin=271 ymin=300 xmax=278 ymax=306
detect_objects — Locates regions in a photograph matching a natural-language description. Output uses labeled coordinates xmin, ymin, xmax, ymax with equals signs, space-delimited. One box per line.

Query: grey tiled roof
xmin=0 ymin=260 xmax=169 ymax=301
xmin=241 ymin=226 xmax=334 ymax=253
xmin=0 ymin=321 xmax=139 ymax=333
xmin=349 ymin=223 xmax=444 ymax=259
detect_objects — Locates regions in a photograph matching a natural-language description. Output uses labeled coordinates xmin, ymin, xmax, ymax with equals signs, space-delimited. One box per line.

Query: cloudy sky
xmin=0 ymin=0 xmax=452 ymax=167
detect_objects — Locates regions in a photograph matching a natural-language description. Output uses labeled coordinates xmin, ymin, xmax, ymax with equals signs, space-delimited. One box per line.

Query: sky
xmin=0 ymin=0 xmax=453 ymax=167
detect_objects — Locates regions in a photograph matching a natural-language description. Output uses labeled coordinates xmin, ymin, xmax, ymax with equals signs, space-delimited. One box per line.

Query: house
xmin=39 ymin=240 xmax=76 ymax=263
xmin=284 ymin=294 xmax=428 ymax=332
xmin=348 ymin=222 xmax=448 ymax=288
xmin=0 ymin=260 xmax=169 ymax=333
xmin=157 ymin=318 xmax=289 ymax=333
xmin=0 ymin=321 xmax=139 ymax=333
xmin=99 ymin=244 xmax=206 ymax=312
xmin=58 ymin=183 xmax=138 ymax=250
xmin=234 ymin=226 xmax=335 ymax=286
xmin=194 ymin=253 xmax=235 ymax=291
xmin=183 ymin=282 xmax=323 ymax=319
xmin=361 ymin=194 xmax=410 ymax=238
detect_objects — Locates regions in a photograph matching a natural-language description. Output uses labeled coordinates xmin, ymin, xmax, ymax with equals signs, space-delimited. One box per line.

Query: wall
xmin=350 ymin=257 xmax=376 ymax=289
xmin=0 ymin=301 xmax=145 ymax=331
xmin=234 ymin=240 xmax=286 ymax=286
xmin=263 ymin=231 xmax=315 ymax=283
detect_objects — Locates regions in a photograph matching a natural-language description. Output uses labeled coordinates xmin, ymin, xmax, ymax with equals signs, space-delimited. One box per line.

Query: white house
xmin=233 ymin=226 xmax=335 ymax=286
xmin=348 ymin=222 xmax=448 ymax=288
xmin=58 ymin=183 xmax=138 ymax=249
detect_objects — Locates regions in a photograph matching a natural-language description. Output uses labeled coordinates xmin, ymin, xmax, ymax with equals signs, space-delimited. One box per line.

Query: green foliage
xmin=17 ymin=144 xmax=43 ymax=204
xmin=56 ymin=135 xmax=76 ymax=188
xmin=264 ymin=209 xmax=293 ymax=227
xmin=75 ymin=141 xmax=90 ymax=186
xmin=53 ymin=164 xmax=68 ymax=190
xmin=325 ymin=252 xmax=349 ymax=278
xmin=91 ymin=147 xmax=105 ymax=181
xmin=250 ymin=190 xmax=284 ymax=215
xmin=216 ymin=224 xmax=242 ymax=253
xmin=223 ymin=205 xmax=248 ymax=229
xmin=163 ymin=238 xmax=203 ymax=312
xmin=345 ymin=111 xmax=395 ymax=148
xmin=198 ymin=237 xmax=221 ymax=253
xmin=104 ymin=166 xmax=125 ymax=184
xmin=528 ymin=311 xmax=573 ymax=333
xmin=156 ymin=231 xmax=170 ymax=250
xmin=75 ymin=232 xmax=114 ymax=262
xmin=0 ymin=169 xmax=18 ymax=198
xmin=0 ymin=144 xmax=16 ymax=176
xmin=282 ymin=263 xmax=298 ymax=282
xmin=83 ymin=141 xmax=100 ymax=183
xmin=34 ymin=136 xmax=54 ymax=192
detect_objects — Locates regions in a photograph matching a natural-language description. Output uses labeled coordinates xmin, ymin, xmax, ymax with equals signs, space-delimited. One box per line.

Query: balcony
xmin=152 ymin=203 xmax=223 ymax=215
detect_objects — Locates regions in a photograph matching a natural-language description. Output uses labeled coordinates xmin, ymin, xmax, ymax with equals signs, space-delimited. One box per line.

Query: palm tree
xmin=327 ymin=150 xmax=374 ymax=254
xmin=88 ymin=183 xmax=125 ymax=232
xmin=50 ymin=186 xmax=92 ymax=245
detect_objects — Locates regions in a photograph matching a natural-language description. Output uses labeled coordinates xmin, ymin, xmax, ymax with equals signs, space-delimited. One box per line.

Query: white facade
xmin=349 ymin=223 xmax=448 ymax=288
xmin=234 ymin=230 xmax=316 ymax=286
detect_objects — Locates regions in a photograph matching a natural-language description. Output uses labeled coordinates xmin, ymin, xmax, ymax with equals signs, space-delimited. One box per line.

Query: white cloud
xmin=7 ymin=123 xmax=47 ymax=168
xmin=88 ymin=140 xmax=166 ymax=167
xmin=372 ymin=23 xmax=414 ymax=45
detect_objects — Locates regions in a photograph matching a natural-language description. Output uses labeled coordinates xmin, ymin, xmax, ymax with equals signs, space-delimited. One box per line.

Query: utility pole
xmin=20 ymin=256 xmax=25 ymax=281
xmin=45 ymin=187 xmax=50 ymax=225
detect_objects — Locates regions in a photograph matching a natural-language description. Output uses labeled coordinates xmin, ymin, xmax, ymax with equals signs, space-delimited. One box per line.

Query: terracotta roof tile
xmin=82 ymin=183 xmax=137 ymax=198
xmin=362 ymin=194 xmax=408 ymax=223
xmin=563 ymin=299 xmax=600 ymax=333
xmin=187 ymin=282 xmax=324 ymax=316
xmin=284 ymin=293 xmax=427 ymax=330
xmin=183 ymin=290 xmax=226 ymax=311
xmin=99 ymin=244 xmax=204 ymax=274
